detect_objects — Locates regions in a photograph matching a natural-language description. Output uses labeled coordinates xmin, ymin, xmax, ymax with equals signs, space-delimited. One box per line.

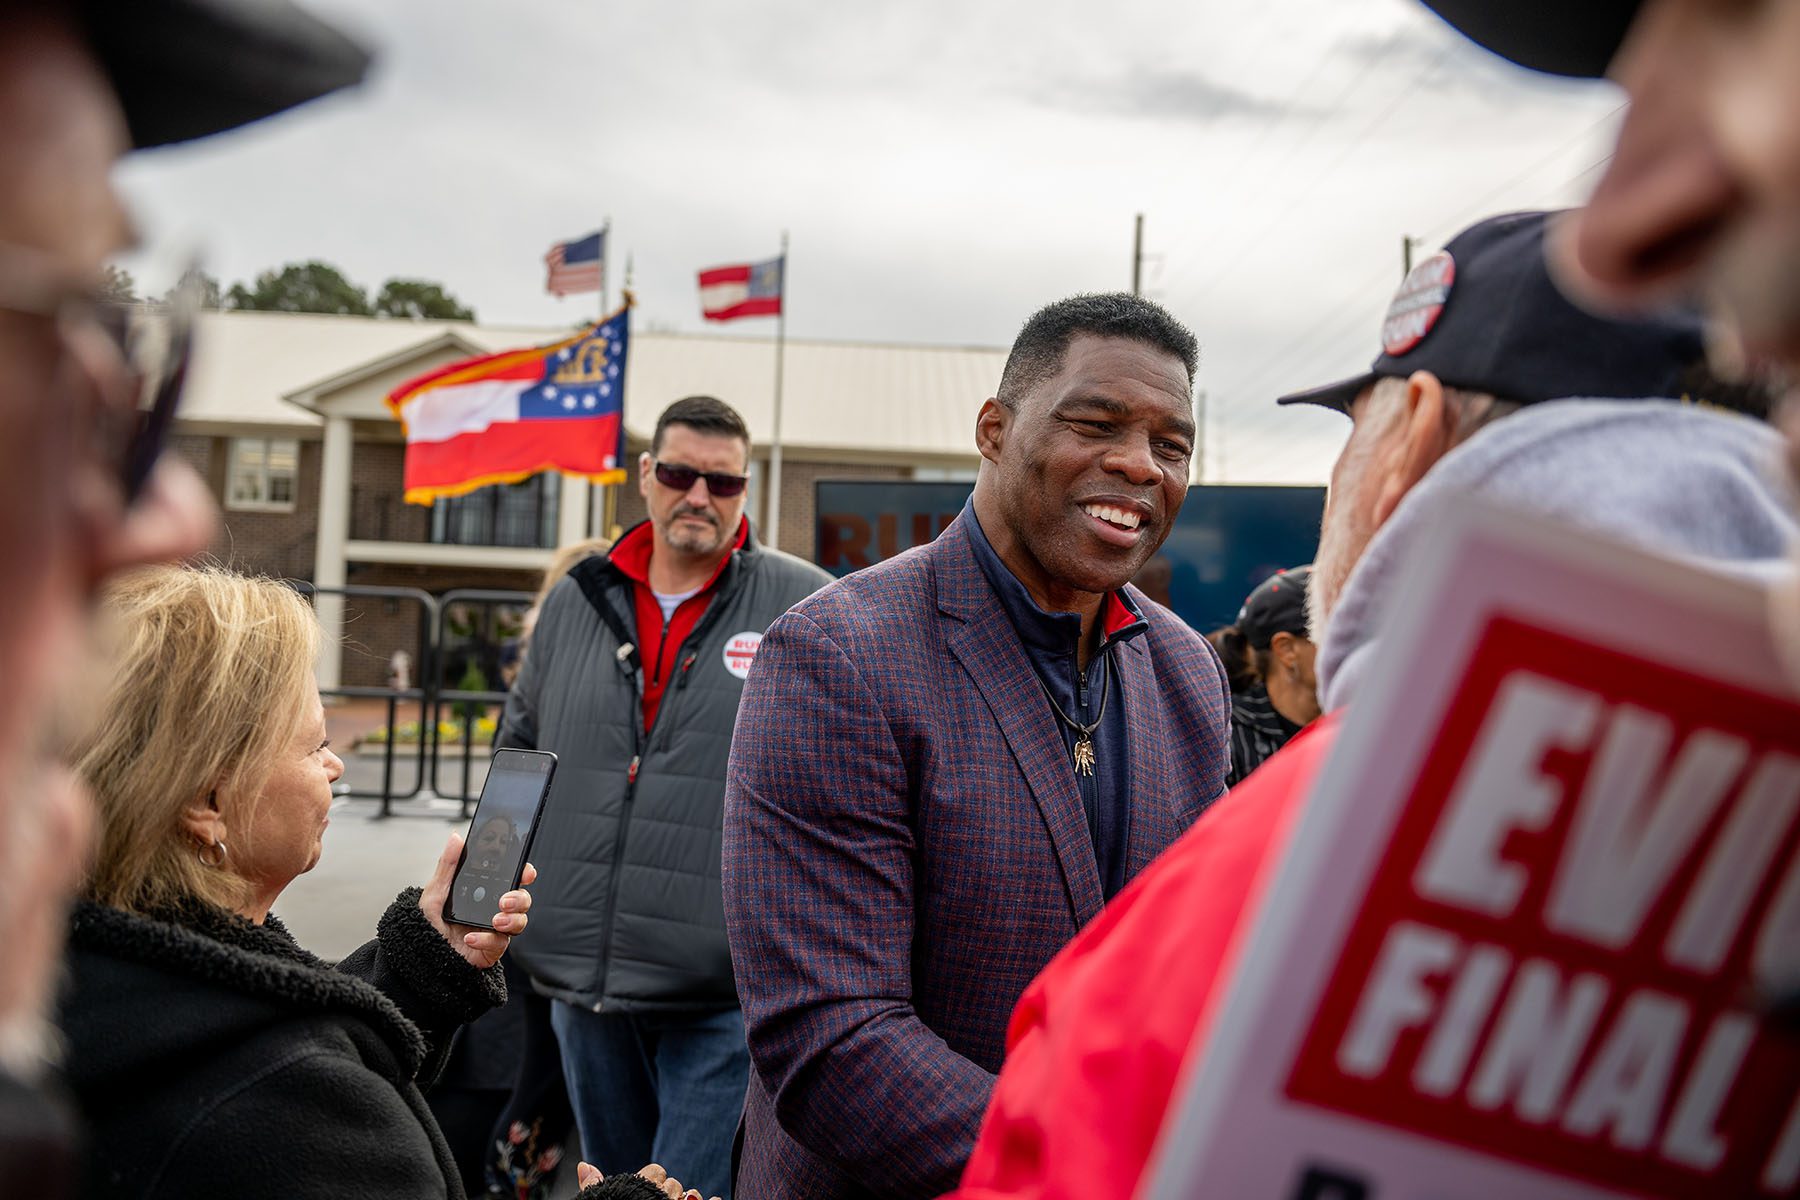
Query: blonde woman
xmin=59 ymin=565 xmax=534 ymax=1200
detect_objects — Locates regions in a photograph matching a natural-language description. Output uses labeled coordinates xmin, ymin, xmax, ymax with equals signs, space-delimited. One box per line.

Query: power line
xmin=1165 ymin=37 xmax=1458 ymax=306
xmin=1147 ymin=22 xmax=1379 ymax=276
xmin=1411 ymin=103 xmax=1625 ymax=247
xmin=1211 ymin=132 xmax=1623 ymax=419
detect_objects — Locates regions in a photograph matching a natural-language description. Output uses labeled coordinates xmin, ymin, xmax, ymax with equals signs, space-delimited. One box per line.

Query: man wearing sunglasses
xmin=499 ymin=395 xmax=831 ymax=1199
xmin=0 ymin=0 xmax=366 ymax=1188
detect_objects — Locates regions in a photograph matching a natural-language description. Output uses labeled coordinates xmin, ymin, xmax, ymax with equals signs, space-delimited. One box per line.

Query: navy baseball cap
xmin=78 ymin=0 xmax=372 ymax=149
xmin=1238 ymin=566 xmax=1312 ymax=650
xmin=1277 ymin=210 xmax=1708 ymax=416
xmin=1420 ymin=1 xmax=1640 ymax=80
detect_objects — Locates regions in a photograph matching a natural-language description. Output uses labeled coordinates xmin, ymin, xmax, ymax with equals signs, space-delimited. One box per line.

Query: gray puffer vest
xmin=500 ymin=521 xmax=830 ymax=1012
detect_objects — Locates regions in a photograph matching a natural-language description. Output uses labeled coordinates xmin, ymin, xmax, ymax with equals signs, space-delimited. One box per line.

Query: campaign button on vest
xmin=723 ymin=631 xmax=764 ymax=679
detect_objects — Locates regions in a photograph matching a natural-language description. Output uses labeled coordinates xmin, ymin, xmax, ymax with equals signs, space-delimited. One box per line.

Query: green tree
xmin=100 ymin=265 xmax=137 ymax=303
xmin=226 ymin=261 xmax=372 ymax=316
xmin=373 ymin=278 xmax=476 ymax=322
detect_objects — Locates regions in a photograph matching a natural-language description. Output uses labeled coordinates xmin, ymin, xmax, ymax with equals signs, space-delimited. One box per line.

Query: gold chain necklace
xmin=1034 ymin=653 xmax=1112 ymax=778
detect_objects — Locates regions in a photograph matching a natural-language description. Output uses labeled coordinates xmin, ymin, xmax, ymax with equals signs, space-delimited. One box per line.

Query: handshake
xmin=576 ymin=1161 xmax=722 ymax=1200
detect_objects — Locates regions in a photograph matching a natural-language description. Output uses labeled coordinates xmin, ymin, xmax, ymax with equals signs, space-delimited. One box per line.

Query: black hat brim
xmin=1275 ymin=372 xmax=1375 ymax=417
xmin=79 ymin=0 xmax=373 ymax=149
xmin=1420 ymin=0 xmax=1641 ymax=80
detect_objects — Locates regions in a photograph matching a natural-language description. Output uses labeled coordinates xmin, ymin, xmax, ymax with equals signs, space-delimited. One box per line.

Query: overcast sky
xmin=116 ymin=0 xmax=1623 ymax=482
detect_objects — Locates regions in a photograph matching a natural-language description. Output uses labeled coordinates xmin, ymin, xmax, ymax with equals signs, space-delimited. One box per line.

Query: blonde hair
xmin=520 ymin=536 xmax=611 ymax=650
xmin=75 ymin=564 xmax=322 ymax=915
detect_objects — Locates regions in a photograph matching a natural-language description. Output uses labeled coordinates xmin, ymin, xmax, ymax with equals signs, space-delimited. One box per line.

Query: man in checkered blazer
xmin=723 ymin=293 xmax=1233 ymax=1199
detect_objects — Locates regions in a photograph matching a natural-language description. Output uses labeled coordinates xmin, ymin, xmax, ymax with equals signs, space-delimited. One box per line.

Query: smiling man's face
xmin=974 ymin=333 xmax=1194 ymax=611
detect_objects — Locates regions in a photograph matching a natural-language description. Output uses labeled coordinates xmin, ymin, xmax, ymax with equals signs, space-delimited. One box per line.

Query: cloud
xmin=1028 ymin=68 xmax=1302 ymax=123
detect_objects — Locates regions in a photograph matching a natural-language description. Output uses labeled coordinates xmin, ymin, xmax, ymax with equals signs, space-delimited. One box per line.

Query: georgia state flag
xmin=385 ymin=306 xmax=630 ymax=504
xmin=698 ymin=256 xmax=783 ymax=321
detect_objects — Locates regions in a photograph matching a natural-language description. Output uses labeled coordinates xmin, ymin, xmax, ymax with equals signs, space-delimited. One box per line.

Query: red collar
xmin=609 ymin=516 xmax=749 ymax=591
xmin=1100 ymin=589 xmax=1145 ymax=642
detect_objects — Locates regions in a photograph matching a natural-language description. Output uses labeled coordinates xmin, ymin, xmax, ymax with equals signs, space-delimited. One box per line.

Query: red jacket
xmin=950 ymin=716 xmax=1339 ymax=1200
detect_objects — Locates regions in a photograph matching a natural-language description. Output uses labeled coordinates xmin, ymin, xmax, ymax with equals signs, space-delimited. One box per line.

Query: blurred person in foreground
xmin=1215 ymin=566 xmax=1318 ymax=785
xmin=0 ymin=0 xmax=364 ymax=1188
xmin=725 ymin=293 xmax=1231 ymax=1200
xmin=949 ymin=209 xmax=1796 ymax=1199
xmin=61 ymin=564 xmax=535 ymax=1199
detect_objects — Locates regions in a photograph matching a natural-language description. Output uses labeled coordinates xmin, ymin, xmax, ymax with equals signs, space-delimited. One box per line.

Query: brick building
xmin=172 ymin=310 xmax=1001 ymax=687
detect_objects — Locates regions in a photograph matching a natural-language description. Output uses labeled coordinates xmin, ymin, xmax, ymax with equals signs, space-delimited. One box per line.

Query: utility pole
xmin=765 ymin=231 xmax=790 ymax=551
xmin=1132 ymin=213 xmax=1145 ymax=296
xmin=1403 ymin=234 xmax=1421 ymax=275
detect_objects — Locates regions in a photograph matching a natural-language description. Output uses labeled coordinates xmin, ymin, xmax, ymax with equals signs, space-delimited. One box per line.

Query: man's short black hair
xmin=652 ymin=395 xmax=752 ymax=455
xmin=996 ymin=293 xmax=1199 ymax=410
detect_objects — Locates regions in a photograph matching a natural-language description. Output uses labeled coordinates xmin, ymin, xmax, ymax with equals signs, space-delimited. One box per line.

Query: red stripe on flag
xmin=703 ymin=296 xmax=783 ymax=322
xmin=387 ymin=333 xmax=586 ymax=411
xmin=697 ymin=264 xmax=753 ymax=287
xmin=402 ymin=414 xmax=624 ymax=503
xmin=547 ymin=265 xmax=602 ymax=296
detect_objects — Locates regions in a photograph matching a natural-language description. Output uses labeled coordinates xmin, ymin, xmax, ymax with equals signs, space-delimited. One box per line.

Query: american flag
xmin=545 ymin=230 xmax=604 ymax=297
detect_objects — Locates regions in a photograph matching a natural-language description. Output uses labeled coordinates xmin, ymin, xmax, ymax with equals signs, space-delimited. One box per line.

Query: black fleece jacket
xmin=59 ymin=889 xmax=504 ymax=1200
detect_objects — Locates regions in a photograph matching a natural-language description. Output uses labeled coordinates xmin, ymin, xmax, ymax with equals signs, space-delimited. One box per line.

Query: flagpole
xmin=765 ymin=230 xmax=788 ymax=551
xmin=589 ymin=216 xmax=612 ymax=540
xmin=599 ymin=250 xmax=632 ymax=543
xmin=600 ymin=215 xmax=611 ymax=320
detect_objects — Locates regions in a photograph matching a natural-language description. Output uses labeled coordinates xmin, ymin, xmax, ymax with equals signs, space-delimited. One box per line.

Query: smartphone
xmin=444 ymin=748 xmax=556 ymax=930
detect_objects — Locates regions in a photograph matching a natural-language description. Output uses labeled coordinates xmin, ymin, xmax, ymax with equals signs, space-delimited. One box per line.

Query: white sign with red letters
xmin=1146 ymin=498 xmax=1800 ymax=1200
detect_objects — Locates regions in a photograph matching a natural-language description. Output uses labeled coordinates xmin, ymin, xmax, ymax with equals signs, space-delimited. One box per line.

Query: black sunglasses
xmin=652 ymin=460 xmax=749 ymax=498
xmin=0 ymin=243 xmax=196 ymax=506
xmin=119 ymin=281 xmax=196 ymax=504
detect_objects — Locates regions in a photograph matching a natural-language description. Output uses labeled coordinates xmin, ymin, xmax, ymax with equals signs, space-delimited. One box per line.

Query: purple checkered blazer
xmin=722 ymin=514 xmax=1231 ymax=1200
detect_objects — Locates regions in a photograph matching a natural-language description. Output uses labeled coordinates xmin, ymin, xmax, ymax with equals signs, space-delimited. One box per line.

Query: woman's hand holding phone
xmin=421 ymin=831 xmax=536 ymax=969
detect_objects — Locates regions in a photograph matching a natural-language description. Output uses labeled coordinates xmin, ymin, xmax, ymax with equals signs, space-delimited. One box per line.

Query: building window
xmin=430 ymin=472 xmax=562 ymax=549
xmin=912 ymin=465 xmax=978 ymax=483
xmin=226 ymin=437 xmax=300 ymax=511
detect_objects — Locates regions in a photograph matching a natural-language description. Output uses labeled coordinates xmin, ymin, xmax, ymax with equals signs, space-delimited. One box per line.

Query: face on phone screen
xmin=449 ymin=750 xmax=553 ymax=927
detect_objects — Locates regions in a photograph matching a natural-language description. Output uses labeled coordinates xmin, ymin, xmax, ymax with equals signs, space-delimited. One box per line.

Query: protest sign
xmin=1146 ymin=498 xmax=1800 ymax=1200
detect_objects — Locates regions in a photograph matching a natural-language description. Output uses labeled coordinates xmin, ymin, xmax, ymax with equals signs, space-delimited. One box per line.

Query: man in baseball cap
xmin=0 ymin=1 xmax=366 ymax=1187
xmin=1280 ymin=209 xmax=1794 ymax=707
xmin=946 ymin=208 xmax=1798 ymax=1199
xmin=1420 ymin=0 xmax=1800 ymax=691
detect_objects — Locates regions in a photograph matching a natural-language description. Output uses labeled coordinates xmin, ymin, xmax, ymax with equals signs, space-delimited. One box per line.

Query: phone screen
xmin=447 ymin=748 xmax=556 ymax=929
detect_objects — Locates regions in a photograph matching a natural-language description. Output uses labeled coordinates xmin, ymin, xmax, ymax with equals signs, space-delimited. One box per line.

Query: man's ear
xmin=637 ymin=450 xmax=654 ymax=501
xmin=1372 ymin=371 xmax=1454 ymax=529
xmin=975 ymin=398 xmax=1010 ymax=466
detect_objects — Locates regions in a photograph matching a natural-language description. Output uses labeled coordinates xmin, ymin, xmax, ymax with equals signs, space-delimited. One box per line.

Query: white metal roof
xmin=178 ymin=309 xmax=1004 ymax=458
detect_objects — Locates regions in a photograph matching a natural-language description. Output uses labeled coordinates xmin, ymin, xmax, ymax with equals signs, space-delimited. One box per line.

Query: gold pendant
xmin=1073 ymin=732 xmax=1095 ymax=777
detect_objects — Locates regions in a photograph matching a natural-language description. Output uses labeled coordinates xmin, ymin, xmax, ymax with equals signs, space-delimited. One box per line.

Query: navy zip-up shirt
xmin=965 ymin=501 xmax=1149 ymax=898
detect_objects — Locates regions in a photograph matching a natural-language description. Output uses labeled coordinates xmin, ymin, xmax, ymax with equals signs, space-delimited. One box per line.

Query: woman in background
xmin=1218 ymin=566 xmax=1320 ymax=786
